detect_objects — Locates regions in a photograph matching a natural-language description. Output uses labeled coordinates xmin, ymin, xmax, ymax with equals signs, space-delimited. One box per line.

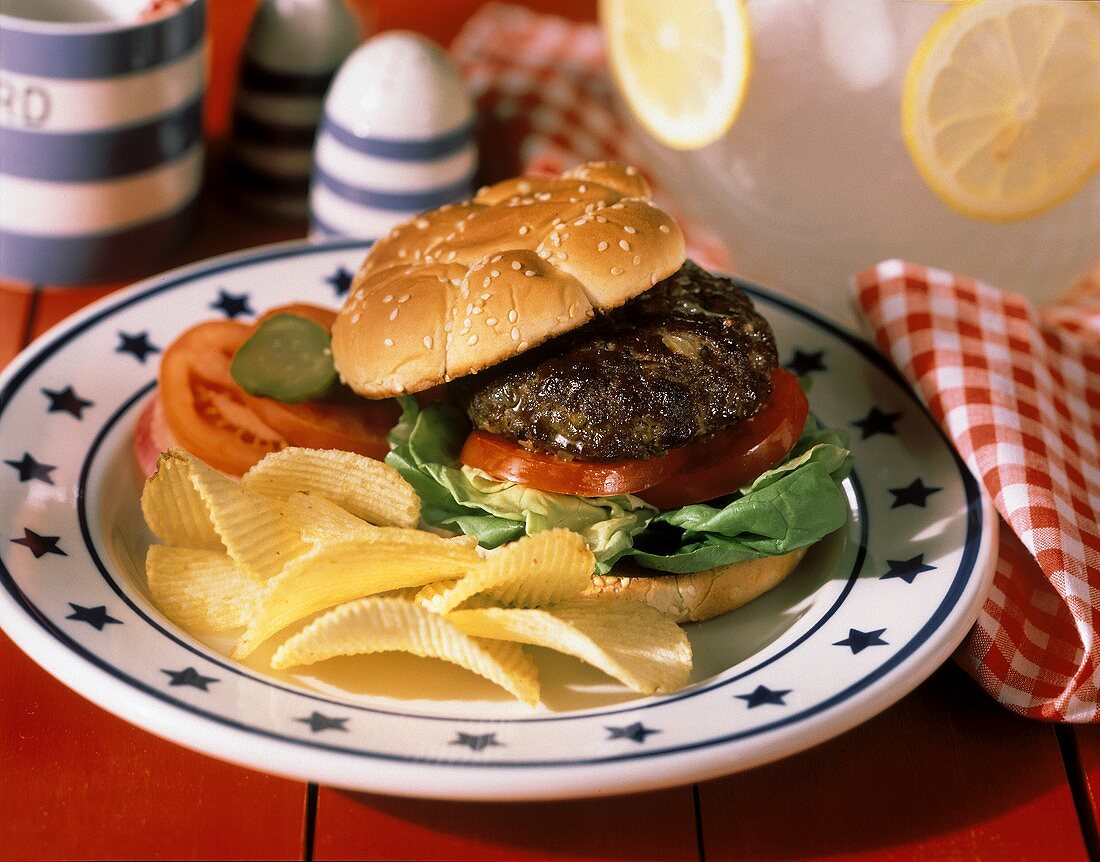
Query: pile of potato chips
xmin=141 ymin=447 xmax=693 ymax=705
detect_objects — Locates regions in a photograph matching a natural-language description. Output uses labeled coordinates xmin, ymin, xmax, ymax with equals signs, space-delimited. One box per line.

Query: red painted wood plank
xmin=0 ymin=632 xmax=308 ymax=862
xmin=313 ymin=785 xmax=699 ymax=861
xmin=1069 ymin=726 xmax=1100 ymax=854
xmin=0 ymin=285 xmax=33 ymax=366
xmin=697 ymin=664 xmax=1086 ymax=861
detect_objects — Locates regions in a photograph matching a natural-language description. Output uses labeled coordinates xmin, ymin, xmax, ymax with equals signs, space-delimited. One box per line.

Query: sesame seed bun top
xmin=331 ymin=161 xmax=686 ymax=398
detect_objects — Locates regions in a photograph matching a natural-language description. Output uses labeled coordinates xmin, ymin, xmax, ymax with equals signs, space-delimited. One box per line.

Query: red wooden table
xmin=3 ymin=3 xmax=1100 ymax=860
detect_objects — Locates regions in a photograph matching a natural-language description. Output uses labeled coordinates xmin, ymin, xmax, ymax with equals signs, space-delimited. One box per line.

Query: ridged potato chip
xmin=271 ymin=595 xmax=540 ymax=705
xmin=417 ymin=529 xmax=593 ymax=613
xmin=446 ymin=599 xmax=692 ymax=694
xmin=146 ymin=546 xmax=262 ymax=631
xmin=233 ymin=532 xmax=482 ymax=658
xmin=141 ymin=450 xmax=222 ymax=550
xmin=242 ymin=447 xmax=420 ymax=528
xmin=281 ymin=492 xmax=378 ymax=544
xmin=184 ymin=451 xmax=308 ymax=581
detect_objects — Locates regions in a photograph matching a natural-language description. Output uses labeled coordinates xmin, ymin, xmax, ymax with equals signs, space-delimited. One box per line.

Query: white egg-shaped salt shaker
xmin=310 ymin=31 xmax=477 ymax=240
xmin=228 ymin=0 xmax=363 ymax=219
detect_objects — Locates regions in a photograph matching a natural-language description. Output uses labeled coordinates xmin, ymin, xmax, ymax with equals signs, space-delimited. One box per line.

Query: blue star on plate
xmin=66 ymin=603 xmax=121 ymax=630
xmin=296 ymin=712 xmax=348 ymax=733
xmin=851 ymin=406 xmax=902 ymax=440
xmin=834 ymin=627 xmax=888 ymax=654
xmin=117 ymin=331 xmax=161 ymax=363
xmin=42 ymin=386 xmax=93 ymax=419
xmin=889 ymin=478 xmax=942 ymax=509
xmin=881 ymin=553 xmax=937 ymax=584
xmin=451 ymin=732 xmax=501 ymax=751
xmin=736 ymin=685 xmax=791 ymax=708
xmin=4 ymin=453 xmax=56 ymax=484
xmin=786 ymin=349 xmax=827 ymax=376
xmin=210 ymin=289 xmax=254 ymax=319
xmin=162 ymin=667 xmax=219 ymax=691
xmin=325 ymin=266 xmax=354 ymax=298
xmin=11 ymin=528 xmax=66 ymax=558
xmin=606 ymin=722 xmax=659 ymax=743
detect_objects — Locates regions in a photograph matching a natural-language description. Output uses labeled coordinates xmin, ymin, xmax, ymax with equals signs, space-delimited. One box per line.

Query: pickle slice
xmin=231 ymin=314 xmax=336 ymax=403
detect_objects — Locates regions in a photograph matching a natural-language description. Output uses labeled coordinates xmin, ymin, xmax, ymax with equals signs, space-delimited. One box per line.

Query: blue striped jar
xmin=310 ymin=32 xmax=477 ymax=241
xmin=228 ymin=0 xmax=361 ymax=219
xmin=0 ymin=0 xmax=206 ymax=285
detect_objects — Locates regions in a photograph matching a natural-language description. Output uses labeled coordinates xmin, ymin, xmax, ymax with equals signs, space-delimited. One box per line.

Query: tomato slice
xmin=637 ymin=368 xmax=808 ymax=509
xmin=459 ymin=368 xmax=808 ymax=506
xmin=460 ymin=431 xmax=688 ymax=497
xmin=158 ymin=320 xmax=287 ymax=475
xmin=157 ymin=307 xmax=402 ymax=474
xmin=241 ymin=392 xmax=399 ymax=461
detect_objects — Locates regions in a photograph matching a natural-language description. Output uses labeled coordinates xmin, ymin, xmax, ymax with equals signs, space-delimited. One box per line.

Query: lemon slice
xmin=601 ymin=0 xmax=753 ymax=151
xmin=902 ymin=0 xmax=1100 ymax=223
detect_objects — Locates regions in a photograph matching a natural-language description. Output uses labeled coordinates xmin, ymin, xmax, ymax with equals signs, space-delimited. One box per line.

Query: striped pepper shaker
xmin=310 ymin=32 xmax=477 ymax=240
xmin=228 ymin=0 xmax=362 ymax=219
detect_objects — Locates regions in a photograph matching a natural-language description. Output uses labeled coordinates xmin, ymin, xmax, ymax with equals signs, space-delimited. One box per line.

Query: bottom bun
xmin=583 ymin=546 xmax=810 ymax=623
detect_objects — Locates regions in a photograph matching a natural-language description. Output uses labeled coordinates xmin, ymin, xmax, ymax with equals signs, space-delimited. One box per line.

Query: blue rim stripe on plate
xmin=0 ymin=97 xmax=202 ymax=181
xmin=312 ymin=166 xmax=473 ymax=212
xmin=0 ymin=241 xmax=986 ymax=766
xmin=0 ymin=199 xmax=197 ymax=285
xmin=318 ymin=114 xmax=474 ymax=161
xmin=0 ymin=0 xmax=205 ymax=79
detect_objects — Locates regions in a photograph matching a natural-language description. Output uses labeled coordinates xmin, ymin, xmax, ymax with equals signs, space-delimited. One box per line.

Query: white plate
xmin=0 ymin=239 xmax=996 ymax=800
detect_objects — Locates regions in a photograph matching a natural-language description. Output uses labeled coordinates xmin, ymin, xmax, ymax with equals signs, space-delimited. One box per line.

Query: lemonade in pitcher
xmin=602 ymin=0 xmax=1100 ymax=308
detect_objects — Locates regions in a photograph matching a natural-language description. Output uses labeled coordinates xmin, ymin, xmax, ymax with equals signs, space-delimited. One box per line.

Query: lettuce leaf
xmin=385 ymin=398 xmax=851 ymax=574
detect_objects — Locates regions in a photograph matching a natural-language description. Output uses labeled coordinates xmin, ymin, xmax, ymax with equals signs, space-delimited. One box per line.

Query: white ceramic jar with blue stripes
xmin=310 ymin=32 xmax=477 ymax=241
xmin=228 ymin=0 xmax=361 ymax=219
xmin=0 ymin=0 xmax=206 ymax=285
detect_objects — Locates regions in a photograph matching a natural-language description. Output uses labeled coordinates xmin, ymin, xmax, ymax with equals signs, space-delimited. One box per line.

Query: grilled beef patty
xmin=458 ymin=261 xmax=778 ymax=460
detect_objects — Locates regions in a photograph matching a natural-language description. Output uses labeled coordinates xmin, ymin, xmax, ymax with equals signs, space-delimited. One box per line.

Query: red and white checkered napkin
xmin=450 ymin=4 xmax=1100 ymax=721
xmin=856 ymin=260 xmax=1100 ymax=722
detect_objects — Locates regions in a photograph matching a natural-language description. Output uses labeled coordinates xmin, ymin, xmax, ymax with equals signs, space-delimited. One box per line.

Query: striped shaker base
xmin=309 ymin=112 xmax=477 ymax=240
xmin=227 ymin=58 xmax=336 ymax=219
xmin=0 ymin=0 xmax=206 ymax=284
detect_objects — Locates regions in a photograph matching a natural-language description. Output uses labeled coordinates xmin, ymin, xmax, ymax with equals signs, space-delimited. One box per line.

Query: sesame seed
xmin=492 ymin=254 xmax=502 ymax=263
xmin=508 ymin=310 xmax=518 ymax=323
xmin=597 ymin=241 xmax=608 ymax=251
xmin=624 ymin=225 xmax=637 ymax=234
xmin=578 ymin=184 xmax=587 ymax=193
xmin=481 ymin=292 xmax=491 ymax=300
xmin=447 ymin=250 xmax=457 ymax=260
xmin=524 ymin=270 xmax=535 ymax=277
xmin=611 ymin=266 xmax=623 ymax=275
xmin=560 ymin=232 xmax=569 ymax=240
xmin=658 ymin=224 xmax=671 ymax=234
xmin=519 ymin=225 xmax=530 ymax=235
xmin=626 ymin=165 xmax=637 ymax=175
xmin=464 ymin=318 xmax=472 ymax=328
xmin=416 ymin=219 xmax=428 ymax=229
xmin=619 ymin=239 xmax=630 ymax=250
xmin=568 ymin=303 xmax=577 ymax=317
xmin=633 ymin=255 xmax=642 ymax=265
xmin=483 ymin=277 xmax=491 ymax=288
xmin=472 ymin=306 xmax=482 ymax=315
xmin=511 ymin=260 xmax=522 ymax=270
xmin=389 ymin=309 xmax=399 ymax=320
xmin=424 ymin=336 xmax=433 ymax=349
xmin=538 ymin=249 xmax=551 ymax=259
xmin=467 ymin=334 xmax=478 ymax=345
xmin=382 ymin=294 xmax=393 ymax=303
xmin=490 ymin=270 xmax=500 ymax=278
xmin=398 ymin=294 xmax=410 ymax=303
xmin=384 ymin=338 xmax=394 ymax=347
xmin=397 ymin=248 xmax=408 ymax=258
xmin=351 ymin=313 xmax=361 ymax=324
xmin=596 ymin=216 xmax=607 ymax=223
xmin=556 ymin=251 xmax=568 ymax=260
xmin=518 ymin=341 xmax=528 ymax=350
xmin=486 ymin=317 xmax=498 ymax=326
xmin=551 ymin=217 xmax=562 ymax=226
xmin=444 ymin=321 xmax=453 ymax=332
xmin=511 ymin=327 xmax=520 ymax=341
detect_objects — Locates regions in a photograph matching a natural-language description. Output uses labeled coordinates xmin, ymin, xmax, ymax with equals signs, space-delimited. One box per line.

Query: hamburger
xmin=325 ymin=161 xmax=851 ymax=622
